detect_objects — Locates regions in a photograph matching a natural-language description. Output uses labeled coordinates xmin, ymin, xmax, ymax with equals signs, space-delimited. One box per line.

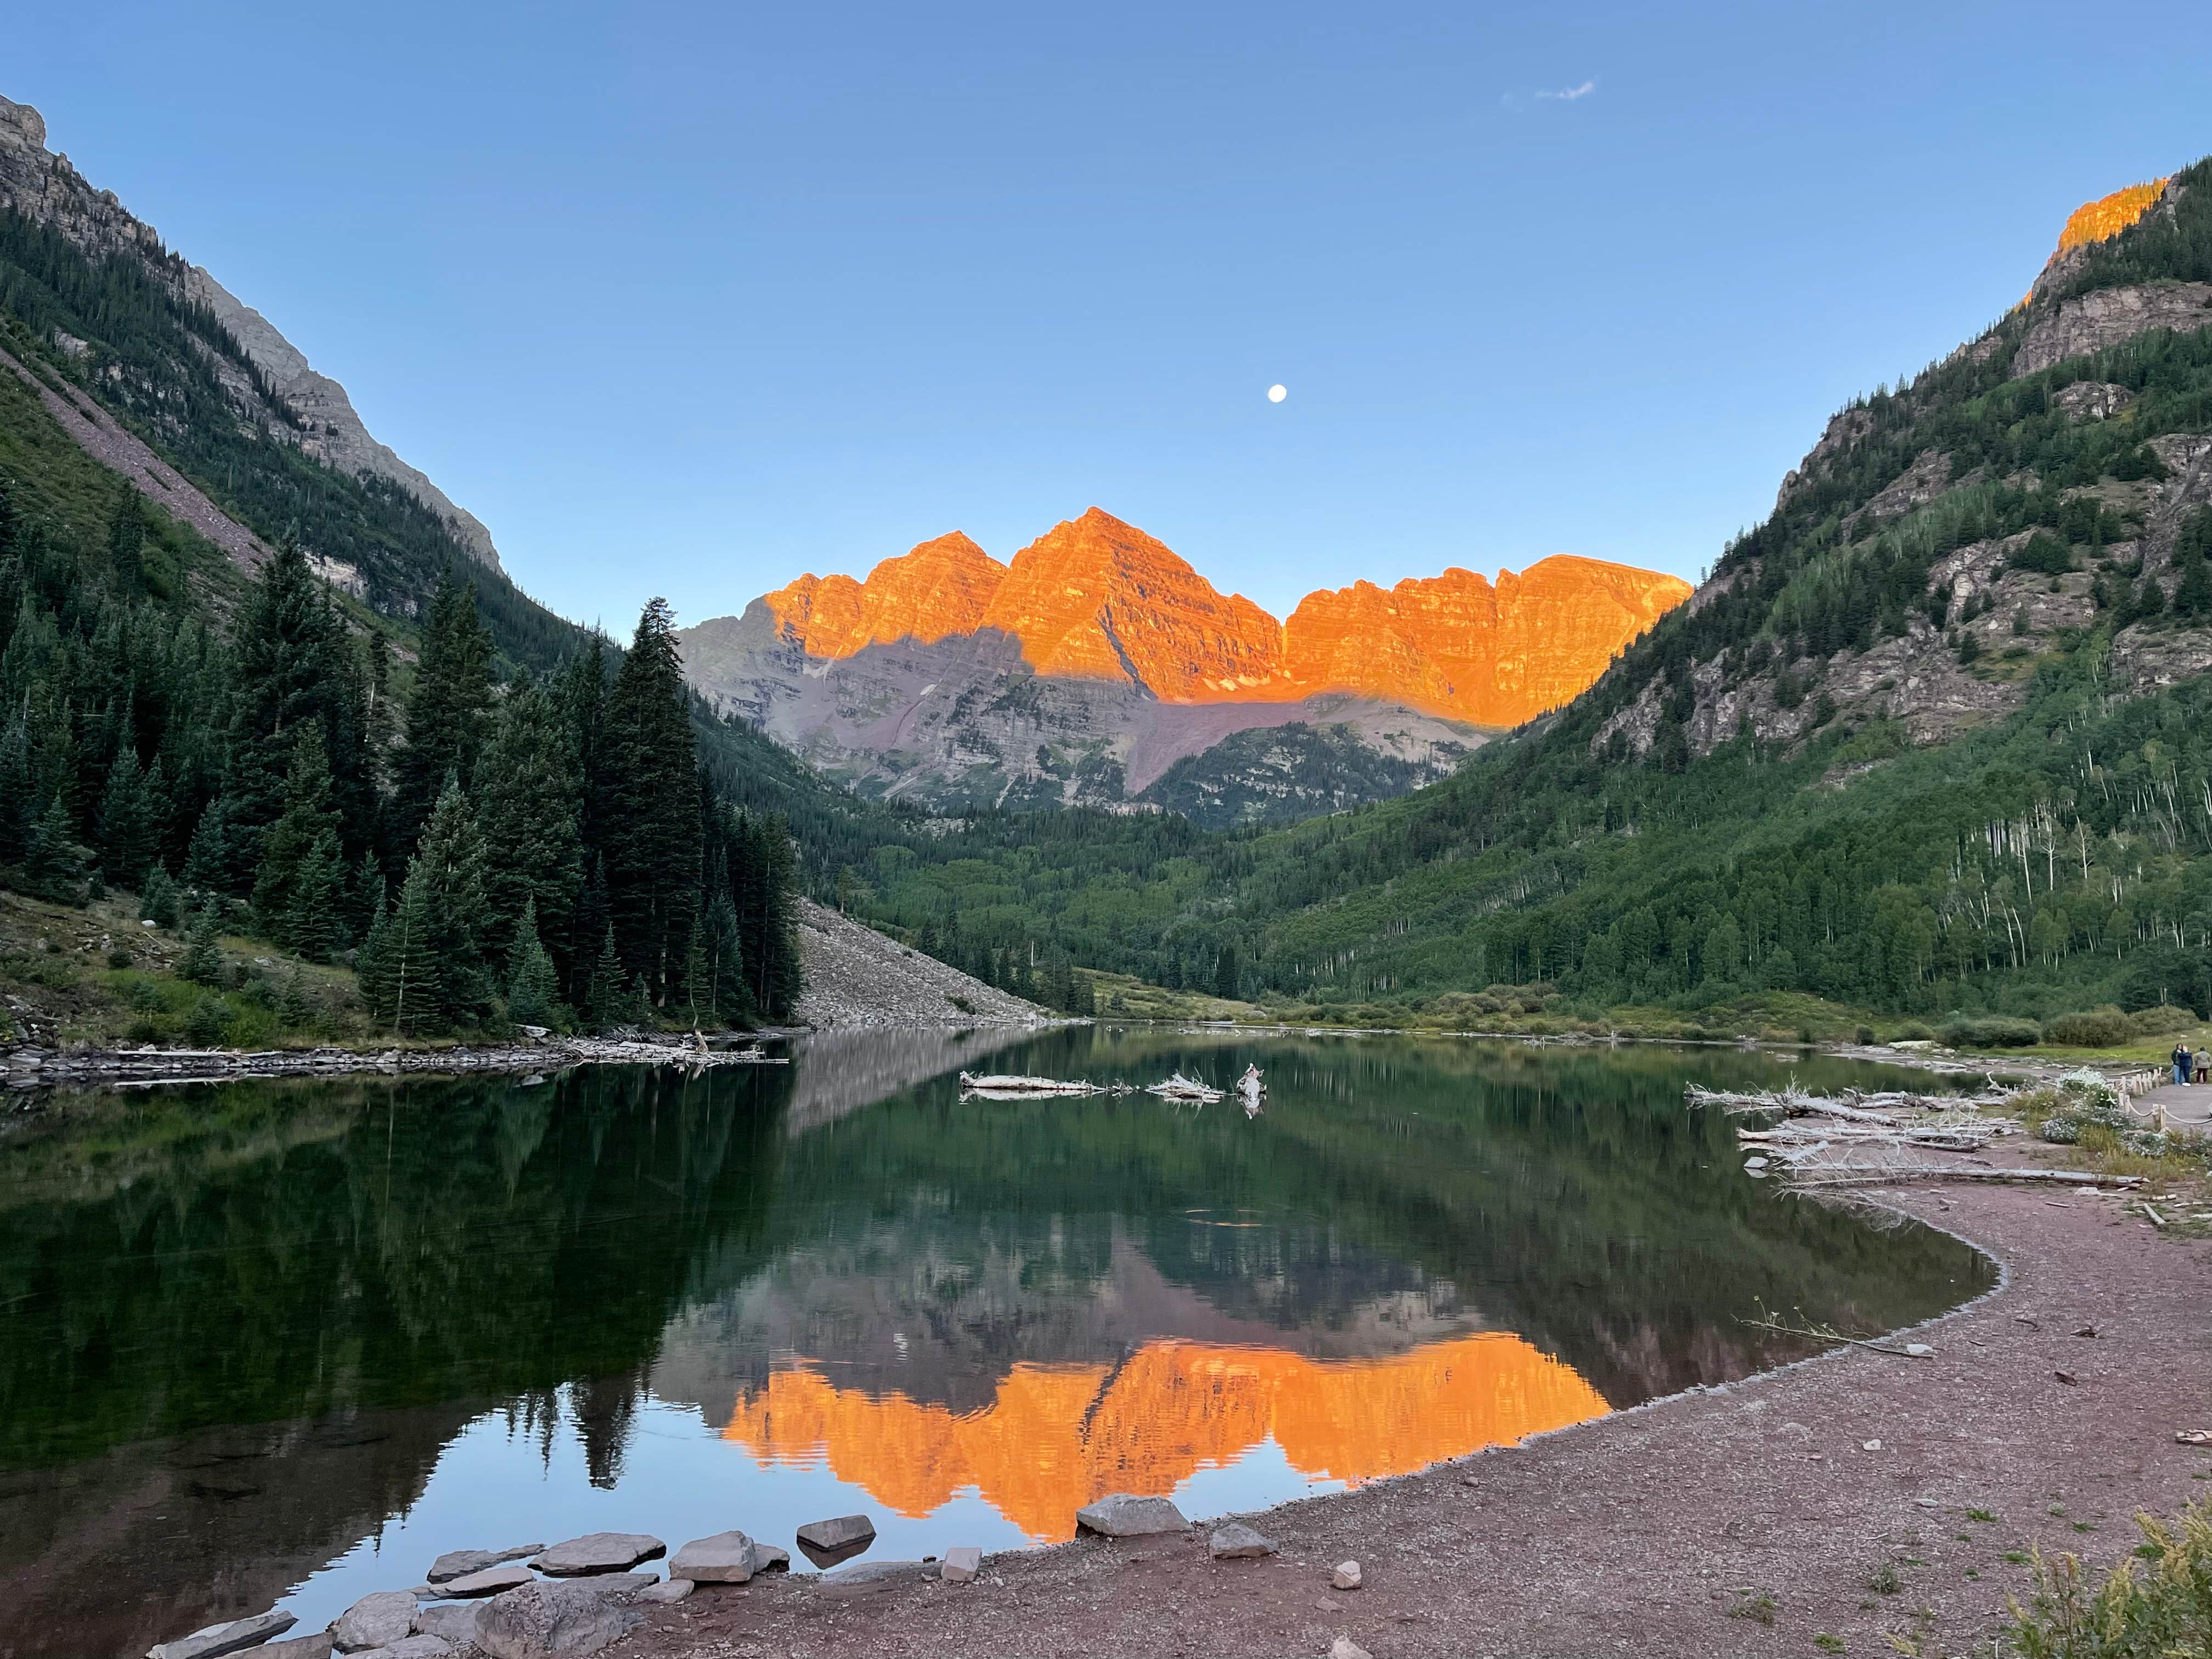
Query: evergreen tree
xmin=354 ymin=889 xmax=396 ymax=1019
xmin=391 ymin=571 xmax=494 ymax=853
xmin=138 ymin=862 xmax=181 ymax=928
xmin=179 ymin=908 xmax=225 ymax=985
xmin=251 ymin=731 xmax=341 ymax=941
xmin=21 ymin=792 xmax=86 ymax=898
xmin=585 ymin=925 xmax=625 ymax=1029
xmin=1215 ymin=941 xmax=1241 ymax=1001
xmin=97 ymin=746 xmax=160 ymax=885
xmin=379 ymin=779 xmax=491 ymax=1032
xmin=599 ymin=599 xmax=701 ymax=1004
xmin=105 ymin=482 xmax=144 ymax=589
xmin=505 ymin=898 xmax=566 ymax=1029
xmin=475 ymin=682 xmax=584 ymax=967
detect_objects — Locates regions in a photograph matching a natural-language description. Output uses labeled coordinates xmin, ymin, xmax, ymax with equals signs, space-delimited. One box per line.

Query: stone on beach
xmin=1209 ymin=1523 xmax=1276 ymax=1559
xmin=636 ymin=1580 xmax=693 ymax=1605
xmin=330 ymin=1592 xmax=419 ymax=1652
xmin=1075 ymin=1494 xmax=1187 ymax=1538
xmin=346 ymin=1640 xmax=450 ymax=1659
xmin=1329 ymin=1638 xmax=1373 ymax=1659
xmin=255 ymin=1639 xmax=332 ymax=1659
xmin=668 ymin=1530 xmax=756 ymax=1584
xmin=428 ymin=1545 xmax=544 ymax=1583
xmin=149 ymin=1615 xmax=301 ymax=1659
xmin=1333 ymin=1560 xmax=1363 ymax=1590
xmin=817 ymin=1560 xmax=933 ymax=1595
xmin=408 ymin=1606 xmax=481 ymax=1644
xmin=750 ymin=1542 xmax=790 ymax=1573
xmin=441 ymin=1565 xmax=535 ymax=1598
xmin=940 ymin=1546 xmax=982 ymax=1583
xmin=795 ymin=1513 xmax=877 ymax=1567
xmin=530 ymin=1533 xmax=666 ymax=1577
xmin=473 ymin=1577 xmax=656 ymax=1659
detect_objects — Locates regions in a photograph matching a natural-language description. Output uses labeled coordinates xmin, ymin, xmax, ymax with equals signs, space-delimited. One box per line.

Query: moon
xmin=1267 ymin=383 xmax=1286 ymax=403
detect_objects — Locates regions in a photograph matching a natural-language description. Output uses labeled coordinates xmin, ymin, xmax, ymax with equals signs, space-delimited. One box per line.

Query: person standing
xmin=2195 ymin=1044 xmax=2209 ymax=1085
xmin=2174 ymin=1040 xmax=2193 ymax=1087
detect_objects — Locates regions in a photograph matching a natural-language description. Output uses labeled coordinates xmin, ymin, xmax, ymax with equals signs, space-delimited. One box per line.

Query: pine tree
xmin=585 ymin=925 xmax=625 ymax=1029
xmin=179 ymin=907 xmax=225 ymax=985
xmin=97 ymin=746 xmax=160 ymax=885
xmin=599 ymin=600 xmax=702 ymax=1006
xmin=21 ymin=791 xmax=86 ymax=898
xmin=382 ymin=779 xmax=491 ymax=1032
xmin=138 ymin=862 xmax=181 ymax=928
xmin=278 ymin=967 xmax=313 ymax=1026
xmin=505 ymin=898 xmax=566 ymax=1029
xmin=1215 ymin=942 xmax=1241 ymax=1001
xmin=251 ymin=731 xmax=341 ymax=941
xmin=391 ymin=571 xmax=494 ymax=854
xmin=105 ymin=482 xmax=145 ymax=589
xmin=354 ymin=888 xmax=396 ymax=1020
xmin=475 ymin=682 xmax=584 ymax=968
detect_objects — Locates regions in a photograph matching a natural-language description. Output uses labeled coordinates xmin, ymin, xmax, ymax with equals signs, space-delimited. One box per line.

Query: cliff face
xmin=1284 ymin=557 xmax=1692 ymax=726
xmin=681 ymin=509 xmax=1687 ymax=822
xmin=0 ymin=92 xmax=502 ymax=572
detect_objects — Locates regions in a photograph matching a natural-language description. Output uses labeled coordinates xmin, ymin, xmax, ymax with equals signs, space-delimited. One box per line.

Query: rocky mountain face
xmin=680 ymin=506 xmax=1688 ymax=824
xmin=0 ymin=92 xmax=501 ymax=579
xmin=1591 ymin=168 xmax=2212 ymax=768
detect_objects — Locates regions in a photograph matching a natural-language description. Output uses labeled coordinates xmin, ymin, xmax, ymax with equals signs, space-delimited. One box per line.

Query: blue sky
xmin=10 ymin=2 xmax=2211 ymax=629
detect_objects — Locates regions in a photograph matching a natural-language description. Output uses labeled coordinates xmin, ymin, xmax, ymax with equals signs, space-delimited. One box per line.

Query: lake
xmin=0 ymin=1029 xmax=1993 ymax=1657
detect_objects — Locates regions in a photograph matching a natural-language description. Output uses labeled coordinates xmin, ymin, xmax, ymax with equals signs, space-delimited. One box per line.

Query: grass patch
xmin=1725 ymin=1590 xmax=1777 ymax=1626
xmin=2003 ymin=1499 xmax=2212 ymax=1657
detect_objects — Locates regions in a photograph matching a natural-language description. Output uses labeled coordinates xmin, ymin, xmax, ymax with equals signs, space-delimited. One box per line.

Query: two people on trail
xmin=2175 ymin=1041 xmax=2199 ymax=1086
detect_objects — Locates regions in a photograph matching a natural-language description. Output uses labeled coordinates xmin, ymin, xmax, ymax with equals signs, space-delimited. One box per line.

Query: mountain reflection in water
xmin=723 ymin=1330 xmax=1611 ymax=1541
xmin=0 ymin=1030 xmax=1993 ymax=1657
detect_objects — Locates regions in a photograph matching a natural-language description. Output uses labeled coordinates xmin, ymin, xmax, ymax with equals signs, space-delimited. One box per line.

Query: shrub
xmin=2038 ymin=1068 xmax=2134 ymax=1144
xmin=2010 ymin=531 xmax=2073 ymax=575
xmin=2002 ymin=1499 xmax=2212 ymax=1657
xmin=185 ymin=995 xmax=232 ymax=1047
xmin=2128 ymin=1004 xmax=2198 ymax=1037
xmin=1940 ymin=1014 xmax=2042 ymax=1048
xmin=1893 ymin=1020 xmax=1936 ymax=1041
xmin=2044 ymin=1008 xmax=2133 ymax=1047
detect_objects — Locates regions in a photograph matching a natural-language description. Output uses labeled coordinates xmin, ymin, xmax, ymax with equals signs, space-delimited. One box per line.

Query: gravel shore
xmin=625 ymin=1179 xmax=2211 ymax=1658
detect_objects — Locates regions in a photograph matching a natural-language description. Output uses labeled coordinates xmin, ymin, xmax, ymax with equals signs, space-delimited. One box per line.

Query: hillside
xmin=678 ymin=506 xmax=1686 ymax=824
xmin=843 ymin=160 xmax=2212 ymax=1030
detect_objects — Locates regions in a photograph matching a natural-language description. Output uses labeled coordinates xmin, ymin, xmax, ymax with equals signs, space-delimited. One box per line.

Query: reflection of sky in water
xmin=275 ymin=1391 xmax=1353 ymax=1630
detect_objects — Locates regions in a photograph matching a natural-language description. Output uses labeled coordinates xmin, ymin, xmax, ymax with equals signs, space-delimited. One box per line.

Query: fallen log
xmin=1782 ymin=1165 xmax=2145 ymax=1188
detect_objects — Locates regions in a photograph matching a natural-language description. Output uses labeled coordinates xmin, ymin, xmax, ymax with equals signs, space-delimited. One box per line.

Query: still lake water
xmin=0 ymin=1029 xmax=1993 ymax=1657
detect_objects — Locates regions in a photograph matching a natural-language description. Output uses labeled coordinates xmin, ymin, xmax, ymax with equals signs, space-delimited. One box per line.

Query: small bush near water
xmin=1940 ymin=1014 xmax=2042 ymax=1049
xmin=2043 ymin=1008 xmax=2134 ymax=1048
xmin=2001 ymin=1499 xmax=2212 ymax=1657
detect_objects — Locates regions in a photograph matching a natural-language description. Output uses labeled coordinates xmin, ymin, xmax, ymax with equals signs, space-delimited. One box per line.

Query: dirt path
xmin=624 ymin=1182 xmax=2212 ymax=1658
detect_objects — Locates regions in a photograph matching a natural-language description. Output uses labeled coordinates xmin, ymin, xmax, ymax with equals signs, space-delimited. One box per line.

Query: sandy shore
xmin=624 ymin=1178 xmax=2211 ymax=1658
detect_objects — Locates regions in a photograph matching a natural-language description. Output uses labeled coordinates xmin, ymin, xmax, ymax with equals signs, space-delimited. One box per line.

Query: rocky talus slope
xmin=0 ymin=92 xmax=501 ymax=573
xmin=682 ymin=507 xmax=1685 ymax=822
xmin=793 ymin=899 xmax=1054 ymax=1027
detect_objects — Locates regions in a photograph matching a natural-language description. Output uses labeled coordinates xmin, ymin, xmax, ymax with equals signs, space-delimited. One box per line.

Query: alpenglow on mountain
xmin=678 ymin=508 xmax=1690 ymax=825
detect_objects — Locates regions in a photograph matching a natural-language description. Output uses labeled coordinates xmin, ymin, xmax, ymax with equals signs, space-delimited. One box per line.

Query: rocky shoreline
xmin=1 ymin=1032 xmax=789 ymax=1099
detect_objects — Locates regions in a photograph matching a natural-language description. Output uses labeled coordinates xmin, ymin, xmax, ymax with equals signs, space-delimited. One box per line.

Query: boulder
xmin=428 ymin=1545 xmax=544 ymax=1583
xmin=257 ymin=1639 xmax=334 ymax=1659
xmin=750 ymin=1542 xmax=790 ymax=1575
xmin=474 ymin=1578 xmax=654 ymax=1659
xmin=940 ymin=1547 xmax=982 ymax=1584
xmin=330 ymin=1593 xmax=418 ymax=1653
xmin=668 ymin=1530 xmax=755 ymax=1584
xmin=816 ymin=1561 xmax=932 ymax=1596
xmin=1333 ymin=1561 xmax=1362 ymax=1591
xmin=530 ymin=1533 xmax=665 ymax=1577
xmin=408 ymin=1606 xmax=480 ymax=1644
xmin=794 ymin=1514 xmax=876 ymax=1568
xmin=635 ymin=1581 xmax=693 ymax=1605
xmin=346 ymin=1640 xmax=450 ymax=1659
xmin=441 ymin=1565 xmax=535 ymax=1599
xmin=149 ymin=1613 xmax=300 ymax=1659
xmin=1209 ymin=1523 xmax=1276 ymax=1560
xmin=1074 ymin=1494 xmax=1186 ymax=1538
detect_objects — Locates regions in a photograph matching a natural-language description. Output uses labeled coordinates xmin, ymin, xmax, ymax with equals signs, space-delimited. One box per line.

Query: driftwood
xmin=1147 ymin=1072 xmax=1224 ymax=1103
xmin=958 ymin=1072 xmax=1113 ymax=1098
xmin=1781 ymin=1164 xmax=2145 ymax=1189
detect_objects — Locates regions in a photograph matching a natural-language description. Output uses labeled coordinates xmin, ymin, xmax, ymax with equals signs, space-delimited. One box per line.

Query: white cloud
xmin=1537 ymin=80 xmax=1596 ymax=101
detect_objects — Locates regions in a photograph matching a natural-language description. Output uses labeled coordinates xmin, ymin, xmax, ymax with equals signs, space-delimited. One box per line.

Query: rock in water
xmin=668 ymin=1531 xmax=755 ymax=1584
xmin=1209 ymin=1523 xmax=1276 ymax=1560
xmin=474 ymin=1579 xmax=653 ymax=1659
xmin=440 ymin=1566 xmax=534 ymax=1598
xmin=1074 ymin=1494 xmax=1186 ymax=1537
xmin=530 ymin=1534 xmax=665 ymax=1577
xmin=941 ymin=1547 xmax=982 ymax=1584
xmin=330 ymin=1593 xmax=417 ymax=1652
xmin=149 ymin=1613 xmax=300 ymax=1659
xmin=408 ymin=1606 xmax=479 ymax=1644
xmin=428 ymin=1545 xmax=544 ymax=1584
xmin=794 ymin=1514 xmax=876 ymax=1568
xmin=1333 ymin=1560 xmax=1363 ymax=1591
